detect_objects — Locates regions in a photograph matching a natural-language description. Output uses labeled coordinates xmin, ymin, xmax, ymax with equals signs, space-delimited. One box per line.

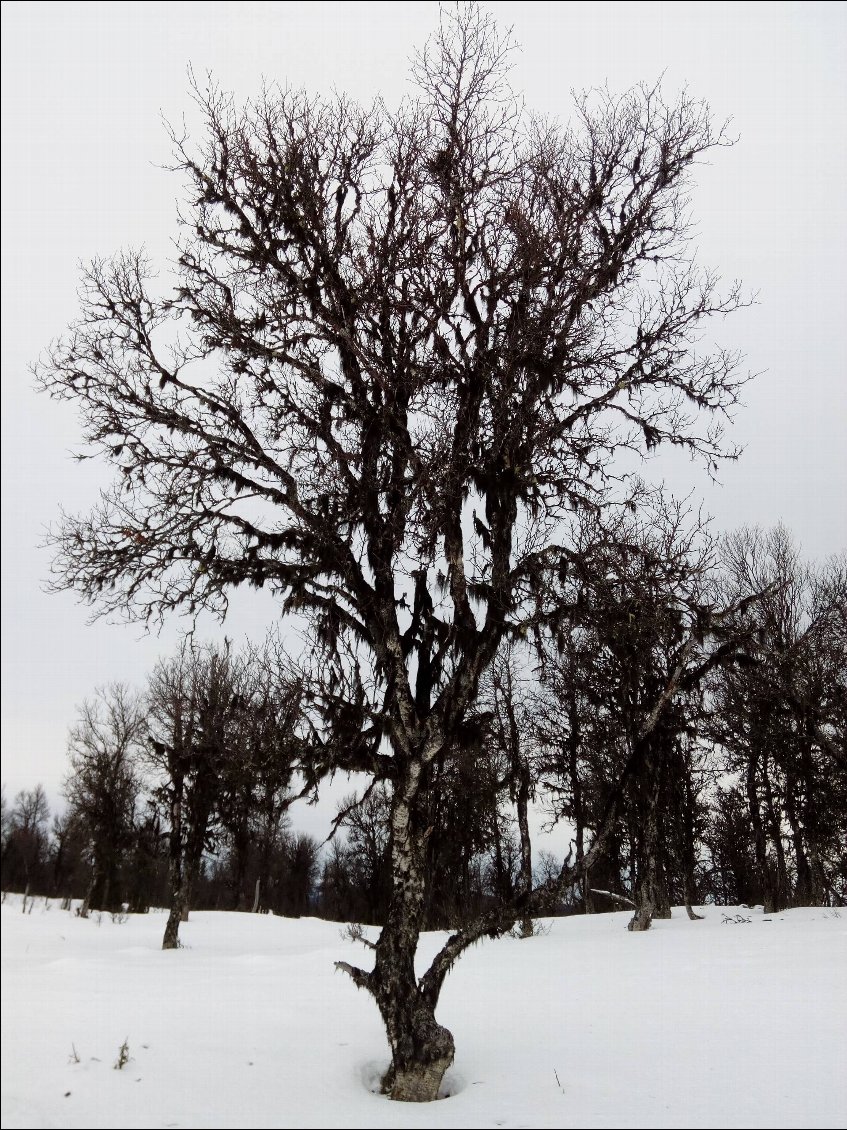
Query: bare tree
xmin=252 ymin=645 xmax=311 ymax=906
xmin=2 ymin=785 xmax=50 ymax=896
xmin=479 ymin=641 xmax=537 ymax=937
xmin=36 ymin=5 xmax=748 ymax=1100
xmin=146 ymin=641 xmax=243 ymax=948
xmin=332 ymin=785 xmax=393 ymax=926
xmin=710 ymin=526 xmax=847 ymax=910
xmin=64 ymin=683 xmax=145 ymax=914
xmin=533 ymin=499 xmax=753 ymax=930
xmin=219 ymin=642 xmax=309 ymax=913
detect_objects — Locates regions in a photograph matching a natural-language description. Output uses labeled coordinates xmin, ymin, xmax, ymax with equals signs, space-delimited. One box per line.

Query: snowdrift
xmin=1 ymin=897 xmax=844 ymax=1129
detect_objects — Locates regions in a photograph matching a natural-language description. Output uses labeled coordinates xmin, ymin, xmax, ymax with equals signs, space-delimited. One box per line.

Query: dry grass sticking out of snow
xmin=1 ymin=896 xmax=845 ymax=1129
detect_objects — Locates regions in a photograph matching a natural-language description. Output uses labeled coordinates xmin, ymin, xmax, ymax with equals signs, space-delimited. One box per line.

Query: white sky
xmin=1 ymin=1 xmax=845 ymax=837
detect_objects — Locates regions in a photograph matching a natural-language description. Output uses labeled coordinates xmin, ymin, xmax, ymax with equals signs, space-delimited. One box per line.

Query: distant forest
xmin=4 ymin=523 xmax=845 ymax=934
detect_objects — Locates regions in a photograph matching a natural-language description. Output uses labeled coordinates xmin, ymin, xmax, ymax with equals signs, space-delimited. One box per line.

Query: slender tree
xmin=479 ymin=641 xmax=537 ymax=936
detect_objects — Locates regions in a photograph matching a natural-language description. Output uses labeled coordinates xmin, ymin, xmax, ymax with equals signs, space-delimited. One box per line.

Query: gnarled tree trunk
xmin=338 ymin=761 xmax=455 ymax=1102
xmin=374 ymin=777 xmax=455 ymax=1101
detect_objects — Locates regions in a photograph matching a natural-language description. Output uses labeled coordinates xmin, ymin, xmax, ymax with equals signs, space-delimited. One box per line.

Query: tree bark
xmin=337 ymin=761 xmax=455 ymax=1102
xmin=629 ymin=741 xmax=671 ymax=931
xmin=374 ymin=779 xmax=454 ymax=1101
xmin=565 ymin=704 xmax=591 ymax=913
xmin=162 ymin=793 xmax=193 ymax=947
xmin=163 ymin=871 xmax=188 ymax=949
xmin=746 ymin=752 xmax=776 ymax=913
xmin=80 ymin=864 xmax=104 ymax=918
xmin=515 ymin=770 xmax=534 ymax=938
xmin=681 ymin=766 xmax=704 ymax=920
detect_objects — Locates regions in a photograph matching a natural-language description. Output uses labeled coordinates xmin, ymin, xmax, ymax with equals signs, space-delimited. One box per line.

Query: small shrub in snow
xmin=341 ymin=922 xmax=376 ymax=950
xmin=114 ymin=1039 xmax=131 ymax=1070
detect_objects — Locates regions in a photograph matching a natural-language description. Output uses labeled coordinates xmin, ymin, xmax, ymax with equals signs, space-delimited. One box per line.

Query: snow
xmin=2 ymin=898 xmax=845 ymax=1129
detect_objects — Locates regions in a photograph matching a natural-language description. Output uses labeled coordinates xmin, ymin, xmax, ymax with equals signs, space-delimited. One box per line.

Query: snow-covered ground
xmin=1 ymin=897 xmax=844 ymax=1129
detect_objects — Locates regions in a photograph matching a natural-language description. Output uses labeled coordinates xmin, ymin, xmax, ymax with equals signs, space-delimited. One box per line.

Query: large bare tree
xmin=36 ymin=5 xmax=748 ymax=1100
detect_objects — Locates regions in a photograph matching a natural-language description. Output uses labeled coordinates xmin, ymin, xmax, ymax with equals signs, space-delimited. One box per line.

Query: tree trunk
xmin=163 ymin=791 xmax=185 ymax=948
xmin=566 ymin=700 xmax=592 ymax=913
xmin=746 ymin=753 xmax=776 ymax=912
xmin=808 ymin=850 xmax=828 ymax=907
xmin=502 ymin=677 xmax=534 ymax=938
xmin=681 ymin=768 xmax=703 ymax=920
xmin=163 ymin=806 xmax=198 ymax=947
xmin=785 ymin=781 xmax=812 ymax=905
xmin=256 ymin=809 xmax=278 ymax=915
xmin=491 ymin=812 xmax=510 ymax=903
xmin=683 ymin=845 xmax=704 ymax=919
xmin=80 ymin=864 xmax=103 ymax=919
xmin=100 ymin=875 xmax=111 ymax=917
xmin=629 ymin=742 xmax=671 ymax=931
xmin=797 ymin=724 xmax=827 ymax=906
xmin=582 ymin=869 xmax=594 ymax=914
xmin=374 ymin=781 xmax=454 ymax=1101
xmin=514 ymin=761 xmax=534 ymax=938
xmin=374 ymin=969 xmax=455 ymax=1102
xmin=78 ymin=876 xmax=93 ymax=919
xmin=163 ymin=847 xmax=194 ymax=948
xmin=337 ymin=765 xmax=455 ymax=1102
xmin=762 ymin=756 xmax=788 ymax=910
xmin=163 ymin=873 xmax=188 ymax=949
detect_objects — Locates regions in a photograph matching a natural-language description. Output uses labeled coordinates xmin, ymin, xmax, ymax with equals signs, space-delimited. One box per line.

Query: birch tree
xmin=37 ymin=4 xmax=748 ymax=1099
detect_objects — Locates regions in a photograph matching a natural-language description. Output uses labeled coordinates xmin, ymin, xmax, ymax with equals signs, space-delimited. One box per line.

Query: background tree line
xmin=5 ymin=521 xmax=844 ymax=931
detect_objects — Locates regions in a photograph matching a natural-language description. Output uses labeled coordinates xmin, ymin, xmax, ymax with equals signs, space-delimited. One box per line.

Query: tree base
xmin=627 ymin=910 xmax=652 ymax=931
xmin=162 ymin=908 xmax=182 ymax=949
xmin=383 ymin=1057 xmax=452 ymax=1102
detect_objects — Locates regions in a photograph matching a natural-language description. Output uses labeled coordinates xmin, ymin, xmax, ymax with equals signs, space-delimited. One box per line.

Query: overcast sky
xmin=1 ymin=1 xmax=845 ymax=838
